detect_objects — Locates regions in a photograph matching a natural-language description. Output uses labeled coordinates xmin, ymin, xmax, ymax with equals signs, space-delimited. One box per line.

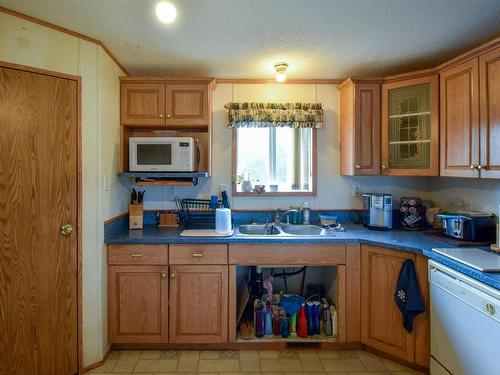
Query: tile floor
xmin=89 ymin=349 xmax=426 ymax=374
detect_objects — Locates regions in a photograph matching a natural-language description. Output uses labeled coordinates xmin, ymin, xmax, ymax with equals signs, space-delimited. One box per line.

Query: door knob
xmin=170 ymin=272 xmax=175 ymax=279
xmin=60 ymin=224 xmax=73 ymax=236
xmin=355 ymin=164 xmax=361 ymax=169
xmin=381 ymin=164 xmax=387 ymax=170
xmin=161 ymin=272 xmax=167 ymax=279
xmin=477 ymin=164 xmax=484 ymax=170
xmin=470 ymin=164 xmax=477 ymax=170
xmin=159 ymin=114 xmax=164 ymax=118
xmin=166 ymin=114 xmax=171 ymax=118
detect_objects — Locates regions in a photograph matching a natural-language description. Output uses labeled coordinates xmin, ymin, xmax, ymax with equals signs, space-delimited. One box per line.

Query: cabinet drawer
xmin=229 ymin=245 xmax=346 ymax=265
xmin=169 ymin=244 xmax=228 ymax=264
xmin=108 ymin=244 xmax=168 ymax=265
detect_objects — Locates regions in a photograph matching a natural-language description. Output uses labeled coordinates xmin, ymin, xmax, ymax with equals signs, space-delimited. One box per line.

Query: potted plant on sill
xmin=233 ymin=172 xmax=259 ymax=193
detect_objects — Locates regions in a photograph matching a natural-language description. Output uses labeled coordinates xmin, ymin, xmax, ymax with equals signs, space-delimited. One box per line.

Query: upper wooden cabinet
xmin=361 ymin=245 xmax=429 ymax=367
xmin=381 ymin=75 xmax=439 ymax=176
xmin=339 ymin=79 xmax=381 ymax=175
xmin=440 ymin=59 xmax=480 ymax=177
xmin=479 ymin=47 xmax=500 ymax=178
xmin=120 ymin=78 xmax=214 ymax=127
xmin=121 ymin=83 xmax=166 ymax=125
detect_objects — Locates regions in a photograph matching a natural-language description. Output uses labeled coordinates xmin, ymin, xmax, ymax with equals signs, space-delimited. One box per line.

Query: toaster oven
xmin=436 ymin=211 xmax=496 ymax=242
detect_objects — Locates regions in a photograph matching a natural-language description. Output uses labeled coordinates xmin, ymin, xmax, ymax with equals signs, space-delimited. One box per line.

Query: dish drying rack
xmin=176 ymin=197 xmax=223 ymax=229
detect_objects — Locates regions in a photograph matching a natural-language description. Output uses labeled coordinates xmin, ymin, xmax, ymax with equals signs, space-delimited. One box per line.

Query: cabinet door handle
xmin=161 ymin=272 xmax=167 ymax=278
xmin=166 ymin=114 xmax=171 ymax=118
xmin=170 ymin=272 xmax=175 ymax=279
xmin=355 ymin=164 xmax=361 ymax=169
xmin=159 ymin=114 xmax=164 ymax=118
xmin=477 ymin=164 xmax=484 ymax=170
xmin=129 ymin=253 xmax=143 ymax=258
xmin=470 ymin=164 xmax=477 ymax=170
xmin=191 ymin=252 xmax=204 ymax=258
xmin=381 ymin=164 xmax=387 ymax=170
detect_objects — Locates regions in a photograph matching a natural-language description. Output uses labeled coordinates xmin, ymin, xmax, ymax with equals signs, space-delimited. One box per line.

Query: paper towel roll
xmin=215 ymin=208 xmax=232 ymax=234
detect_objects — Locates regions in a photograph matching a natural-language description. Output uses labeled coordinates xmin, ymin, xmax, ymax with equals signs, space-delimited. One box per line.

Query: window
xmin=233 ymin=127 xmax=315 ymax=194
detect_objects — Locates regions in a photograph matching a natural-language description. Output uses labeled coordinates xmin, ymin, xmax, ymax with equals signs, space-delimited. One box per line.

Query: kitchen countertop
xmin=105 ymin=223 xmax=500 ymax=290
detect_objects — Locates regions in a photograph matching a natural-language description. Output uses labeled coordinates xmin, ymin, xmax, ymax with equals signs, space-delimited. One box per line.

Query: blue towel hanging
xmin=394 ymin=259 xmax=425 ymax=333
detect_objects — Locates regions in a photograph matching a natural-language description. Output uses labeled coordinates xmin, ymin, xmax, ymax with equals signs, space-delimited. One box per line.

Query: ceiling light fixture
xmin=274 ymin=62 xmax=289 ymax=82
xmin=156 ymin=2 xmax=177 ymax=24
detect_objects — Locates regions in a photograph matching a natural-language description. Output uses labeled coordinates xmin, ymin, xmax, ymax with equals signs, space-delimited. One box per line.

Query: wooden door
xmin=479 ymin=47 xmax=500 ymax=178
xmin=361 ymin=246 xmax=416 ymax=362
xmin=354 ymin=83 xmax=381 ymax=175
xmin=169 ymin=265 xmax=228 ymax=343
xmin=0 ymin=65 xmax=78 ymax=375
xmin=108 ymin=265 xmax=169 ymax=343
xmin=120 ymin=83 xmax=166 ymax=125
xmin=165 ymin=84 xmax=209 ymax=126
xmin=440 ymin=59 xmax=480 ymax=177
xmin=382 ymin=75 xmax=439 ymax=176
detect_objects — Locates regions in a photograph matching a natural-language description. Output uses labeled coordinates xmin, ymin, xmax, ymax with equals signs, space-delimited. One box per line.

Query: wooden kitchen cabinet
xmin=120 ymin=78 xmax=214 ymax=127
xmin=339 ymin=79 xmax=381 ymax=175
xmin=121 ymin=83 xmax=166 ymax=125
xmin=165 ymin=83 xmax=210 ymax=126
xmin=169 ymin=265 xmax=228 ymax=343
xmin=479 ymin=46 xmax=500 ymax=178
xmin=382 ymin=75 xmax=439 ymax=176
xmin=361 ymin=245 xmax=429 ymax=366
xmin=108 ymin=265 xmax=169 ymax=343
xmin=440 ymin=59 xmax=480 ymax=177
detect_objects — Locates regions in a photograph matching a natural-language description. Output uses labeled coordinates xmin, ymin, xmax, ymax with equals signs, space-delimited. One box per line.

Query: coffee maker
xmin=363 ymin=193 xmax=393 ymax=230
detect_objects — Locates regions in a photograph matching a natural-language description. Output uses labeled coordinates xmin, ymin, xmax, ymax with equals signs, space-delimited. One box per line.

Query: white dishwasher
xmin=429 ymin=260 xmax=500 ymax=375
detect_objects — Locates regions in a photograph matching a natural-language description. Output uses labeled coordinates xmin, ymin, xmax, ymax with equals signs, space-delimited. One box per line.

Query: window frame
xmin=231 ymin=127 xmax=317 ymax=196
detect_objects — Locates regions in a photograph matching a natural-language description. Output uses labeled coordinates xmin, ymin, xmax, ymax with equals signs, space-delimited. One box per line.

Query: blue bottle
xmin=306 ymin=302 xmax=314 ymax=336
xmin=280 ymin=315 xmax=290 ymax=338
xmin=264 ymin=301 xmax=273 ymax=336
xmin=313 ymin=301 xmax=321 ymax=335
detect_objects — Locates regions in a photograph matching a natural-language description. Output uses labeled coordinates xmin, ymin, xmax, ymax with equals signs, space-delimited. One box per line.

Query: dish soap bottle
xmin=303 ymin=202 xmax=310 ymax=225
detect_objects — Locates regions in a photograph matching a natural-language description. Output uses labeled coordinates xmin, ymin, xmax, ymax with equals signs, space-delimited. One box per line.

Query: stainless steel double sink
xmin=236 ymin=223 xmax=327 ymax=237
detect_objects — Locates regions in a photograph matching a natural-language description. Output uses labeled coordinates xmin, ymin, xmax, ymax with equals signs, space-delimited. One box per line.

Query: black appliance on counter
xmin=436 ymin=211 xmax=496 ymax=242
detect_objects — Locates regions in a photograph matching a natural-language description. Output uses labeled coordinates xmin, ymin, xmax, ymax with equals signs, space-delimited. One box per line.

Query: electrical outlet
xmin=103 ymin=175 xmax=111 ymax=191
xmin=352 ymin=183 xmax=361 ymax=197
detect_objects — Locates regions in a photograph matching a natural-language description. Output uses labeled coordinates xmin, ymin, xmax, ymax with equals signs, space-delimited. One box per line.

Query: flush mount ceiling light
xmin=274 ymin=62 xmax=289 ymax=82
xmin=156 ymin=1 xmax=177 ymax=23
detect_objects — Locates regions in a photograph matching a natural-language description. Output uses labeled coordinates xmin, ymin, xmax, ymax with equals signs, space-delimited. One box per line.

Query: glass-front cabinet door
xmin=381 ymin=75 xmax=439 ymax=176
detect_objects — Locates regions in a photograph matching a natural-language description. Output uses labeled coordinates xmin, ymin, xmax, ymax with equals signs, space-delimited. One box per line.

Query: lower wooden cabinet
xmin=109 ymin=265 xmax=169 ymax=343
xmin=169 ymin=265 xmax=228 ymax=343
xmin=360 ymin=245 xmax=429 ymax=367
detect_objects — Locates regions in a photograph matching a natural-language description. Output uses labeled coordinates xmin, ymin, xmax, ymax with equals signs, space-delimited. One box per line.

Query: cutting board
xmin=179 ymin=229 xmax=234 ymax=237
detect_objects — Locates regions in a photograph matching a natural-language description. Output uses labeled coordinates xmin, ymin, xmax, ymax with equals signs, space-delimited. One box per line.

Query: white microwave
xmin=129 ymin=137 xmax=198 ymax=172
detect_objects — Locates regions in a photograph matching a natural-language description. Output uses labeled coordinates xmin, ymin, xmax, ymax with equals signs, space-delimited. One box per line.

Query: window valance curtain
xmin=225 ymin=102 xmax=324 ymax=128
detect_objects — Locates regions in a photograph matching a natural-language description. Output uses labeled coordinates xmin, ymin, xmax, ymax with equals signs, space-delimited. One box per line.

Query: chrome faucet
xmin=274 ymin=208 xmax=299 ymax=225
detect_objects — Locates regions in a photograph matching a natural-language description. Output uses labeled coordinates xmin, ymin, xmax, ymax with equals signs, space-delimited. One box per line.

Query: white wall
xmin=140 ymin=83 xmax=432 ymax=210
xmin=0 ymin=12 xmax=126 ymax=368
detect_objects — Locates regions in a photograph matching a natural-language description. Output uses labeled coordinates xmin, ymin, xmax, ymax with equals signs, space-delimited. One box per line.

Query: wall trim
xmin=82 ymin=347 xmax=111 ymax=374
xmin=216 ymin=78 xmax=344 ymax=84
xmin=0 ymin=6 xmax=129 ymax=76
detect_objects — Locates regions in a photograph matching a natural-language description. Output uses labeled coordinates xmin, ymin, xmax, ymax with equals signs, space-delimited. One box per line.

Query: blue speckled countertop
xmin=105 ymin=222 xmax=500 ymax=290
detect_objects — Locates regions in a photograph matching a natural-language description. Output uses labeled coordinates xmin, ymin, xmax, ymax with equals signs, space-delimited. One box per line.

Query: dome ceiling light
xmin=274 ymin=62 xmax=289 ymax=82
xmin=156 ymin=2 xmax=177 ymax=24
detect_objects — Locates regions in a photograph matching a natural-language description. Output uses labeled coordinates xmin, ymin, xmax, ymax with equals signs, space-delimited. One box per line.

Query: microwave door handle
xmin=196 ymin=143 xmax=201 ymax=167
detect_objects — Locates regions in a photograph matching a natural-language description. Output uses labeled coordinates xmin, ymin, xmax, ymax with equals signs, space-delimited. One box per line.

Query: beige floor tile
xmin=298 ymin=350 xmax=324 ymax=372
xmin=354 ymin=350 xmax=387 ymax=371
xmin=89 ymin=359 xmax=117 ymax=373
xmin=321 ymin=358 xmax=366 ymax=372
xmin=176 ymin=350 xmax=200 ymax=372
xmin=259 ymin=350 xmax=280 ymax=359
xmin=160 ymin=351 xmax=181 ymax=360
xmin=133 ymin=359 xmax=178 ymax=373
xmin=325 ymin=373 xmax=348 ymax=375
xmin=140 ymin=351 xmax=163 ymax=360
xmin=200 ymin=350 xmax=221 ymax=360
xmin=198 ymin=359 xmax=240 ymax=372
xmin=343 ymin=372 xmax=390 ymax=375
xmin=261 ymin=358 xmax=303 ymax=372
xmin=239 ymin=350 xmax=261 ymax=372
xmin=332 ymin=350 xmax=357 ymax=359
xmin=316 ymin=350 xmax=339 ymax=359
xmin=380 ymin=359 xmax=414 ymax=371
xmin=108 ymin=351 xmax=123 ymax=360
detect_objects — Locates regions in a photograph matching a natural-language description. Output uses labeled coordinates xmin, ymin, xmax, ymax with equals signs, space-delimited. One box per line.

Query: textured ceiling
xmin=2 ymin=0 xmax=500 ymax=78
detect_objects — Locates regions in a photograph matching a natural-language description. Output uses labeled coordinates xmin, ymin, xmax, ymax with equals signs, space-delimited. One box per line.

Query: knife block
xmin=129 ymin=203 xmax=144 ymax=229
